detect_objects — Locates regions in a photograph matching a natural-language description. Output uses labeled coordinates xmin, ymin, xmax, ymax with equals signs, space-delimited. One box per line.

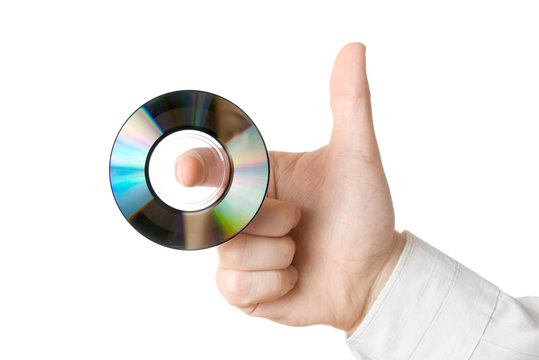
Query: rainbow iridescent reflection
xmin=109 ymin=90 xmax=269 ymax=250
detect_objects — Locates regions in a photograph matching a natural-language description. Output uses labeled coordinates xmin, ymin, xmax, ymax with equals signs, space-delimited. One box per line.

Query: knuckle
xmin=224 ymin=271 xmax=250 ymax=306
xmin=226 ymin=270 xmax=242 ymax=295
xmin=273 ymin=236 xmax=295 ymax=268
xmin=278 ymin=203 xmax=298 ymax=235
xmin=282 ymin=236 xmax=296 ymax=265
xmin=276 ymin=270 xmax=289 ymax=292
xmin=218 ymin=235 xmax=249 ymax=269
xmin=287 ymin=203 xmax=300 ymax=229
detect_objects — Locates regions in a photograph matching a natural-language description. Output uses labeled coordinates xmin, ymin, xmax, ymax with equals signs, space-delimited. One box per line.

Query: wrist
xmin=345 ymin=230 xmax=407 ymax=336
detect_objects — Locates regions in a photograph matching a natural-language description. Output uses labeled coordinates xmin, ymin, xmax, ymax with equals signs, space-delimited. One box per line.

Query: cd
xmin=109 ymin=90 xmax=270 ymax=250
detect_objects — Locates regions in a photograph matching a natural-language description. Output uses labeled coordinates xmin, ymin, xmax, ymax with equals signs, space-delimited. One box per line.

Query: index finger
xmin=243 ymin=197 xmax=301 ymax=237
xmin=175 ymin=147 xmax=228 ymax=187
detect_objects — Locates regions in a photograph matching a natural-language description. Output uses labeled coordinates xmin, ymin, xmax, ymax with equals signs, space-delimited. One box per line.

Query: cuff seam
xmin=347 ymin=230 xmax=415 ymax=343
xmin=467 ymin=287 xmax=501 ymax=358
xmin=409 ymin=260 xmax=460 ymax=356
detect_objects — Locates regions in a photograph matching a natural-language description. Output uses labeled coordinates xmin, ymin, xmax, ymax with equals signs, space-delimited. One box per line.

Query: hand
xmin=178 ymin=43 xmax=406 ymax=334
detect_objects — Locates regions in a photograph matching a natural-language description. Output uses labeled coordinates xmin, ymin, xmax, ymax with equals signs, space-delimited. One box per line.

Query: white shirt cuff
xmin=346 ymin=231 xmax=500 ymax=360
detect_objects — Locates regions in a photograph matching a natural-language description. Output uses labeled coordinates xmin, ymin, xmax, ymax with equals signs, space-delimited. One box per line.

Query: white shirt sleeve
xmin=346 ymin=231 xmax=539 ymax=360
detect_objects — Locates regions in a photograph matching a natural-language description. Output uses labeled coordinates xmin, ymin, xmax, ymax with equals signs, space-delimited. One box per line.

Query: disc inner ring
xmin=147 ymin=129 xmax=231 ymax=212
xmin=110 ymin=90 xmax=270 ymax=250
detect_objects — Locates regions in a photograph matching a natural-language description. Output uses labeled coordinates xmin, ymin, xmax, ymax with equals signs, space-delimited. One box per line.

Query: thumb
xmin=329 ymin=42 xmax=381 ymax=162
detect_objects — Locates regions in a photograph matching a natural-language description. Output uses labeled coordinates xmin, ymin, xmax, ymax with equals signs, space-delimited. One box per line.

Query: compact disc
xmin=109 ymin=90 xmax=269 ymax=250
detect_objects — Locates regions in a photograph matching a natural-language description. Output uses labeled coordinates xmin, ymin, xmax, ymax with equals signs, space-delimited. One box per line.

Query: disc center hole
xmin=148 ymin=130 xmax=231 ymax=212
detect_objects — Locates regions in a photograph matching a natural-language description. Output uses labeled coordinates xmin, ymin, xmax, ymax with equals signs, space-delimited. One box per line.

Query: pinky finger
xmin=216 ymin=266 xmax=299 ymax=314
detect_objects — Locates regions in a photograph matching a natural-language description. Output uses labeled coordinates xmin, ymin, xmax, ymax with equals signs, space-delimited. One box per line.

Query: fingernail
xmin=288 ymin=266 xmax=298 ymax=285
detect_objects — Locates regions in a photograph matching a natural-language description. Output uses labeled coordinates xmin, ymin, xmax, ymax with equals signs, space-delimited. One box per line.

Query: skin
xmin=175 ymin=153 xmax=206 ymax=187
xmin=177 ymin=42 xmax=406 ymax=335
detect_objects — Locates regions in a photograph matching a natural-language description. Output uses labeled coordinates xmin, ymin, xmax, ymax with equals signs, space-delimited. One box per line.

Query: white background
xmin=1 ymin=1 xmax=538 ymax=359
